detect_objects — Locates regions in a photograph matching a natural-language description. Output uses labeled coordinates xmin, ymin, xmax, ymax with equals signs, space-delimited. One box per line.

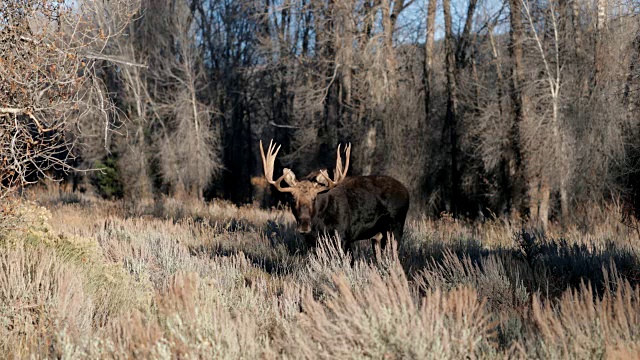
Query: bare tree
xmin=11 ymin=0 xmax=637 ymax=220
xmin=0 ymin=0 xmax=140 ymax=197
xmin=148 ymin=0 xmax=222 ymax=199
xmin=593 ymin=0 xmax=608 ymax=90
xmin=506 ymin=0 xmax=529 ymax=217
xmin=442 ymin=0 xmax=460 ymax=213
xmin=106 ymin=17 xmax=154 ymax=199
xmin=423 ymin=0 xmax=438 ymax=122
xmin=521 ymin=0 xmax=569 ymax=228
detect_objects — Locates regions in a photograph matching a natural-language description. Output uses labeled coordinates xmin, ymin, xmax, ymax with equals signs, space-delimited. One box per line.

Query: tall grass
xmin=1 ymin=187 xmax=640 ymax=358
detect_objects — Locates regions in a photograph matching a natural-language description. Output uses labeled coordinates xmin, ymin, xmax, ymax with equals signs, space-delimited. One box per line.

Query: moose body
xmin=299 ymin=175 xmax=409 ymax=251
xmin=260 ymin=140 xmax=410 ymax=257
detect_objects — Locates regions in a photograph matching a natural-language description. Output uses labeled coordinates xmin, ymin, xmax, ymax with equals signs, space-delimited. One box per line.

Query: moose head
xmin=259 ymin=139 xmax=351 ymax=234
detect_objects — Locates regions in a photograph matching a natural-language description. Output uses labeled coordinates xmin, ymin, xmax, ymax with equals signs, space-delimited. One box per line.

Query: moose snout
xmin=297 ymin=217 xmax=312 ymax=234
xmin=298 ymin=227 xmax=311 ymax=234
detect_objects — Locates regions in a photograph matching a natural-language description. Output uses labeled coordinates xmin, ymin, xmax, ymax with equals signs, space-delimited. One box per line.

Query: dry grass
xmin=2 ymin=186 xmax=640 ymax=358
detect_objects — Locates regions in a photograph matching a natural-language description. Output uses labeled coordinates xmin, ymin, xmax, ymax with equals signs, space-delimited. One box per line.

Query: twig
xmin=269 ymin=121 xmax=300 ymax=129
xmin=19 ymin=36 xmax=148 ymax=68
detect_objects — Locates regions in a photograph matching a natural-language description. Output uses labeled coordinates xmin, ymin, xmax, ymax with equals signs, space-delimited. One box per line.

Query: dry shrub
xmin=531 ymin=275 xmax=640 ymax=358
xmin=0 ymin=199 xmax=52 ymax=241
xmin=24 ymin=184 xmax=295 ymax=231
xmin=155 ymin=271 xmax=272 ymax=358
xmin=400 ymin=213 xmax=518 ymax=264
xmin=298 ymin=234 xmax=406 ymax=301
xmin=5 ymin=192 xmax=640 ymax=358
xmin=288 ymin=266 xmax=497 ymax=359
xmin=406 ymin=214 xmax=478 ymax=248
xmin=0 ymin=244 xmax=92 ymax=357
xmin=0 ymin=200 xmax=151 ymax=333
xmin=93 ymin=216 xmax=209 ymax=290
xmin=560 ymin=201 xmax=640 ymax=246
xmin=299 ymin=235 xmax=366 ymax=293
xmin=140 ymin=196 xmax=294 ymax=228
xmin=416 ymin=250 xmax=530 ymax=313
xmin=88 ymin=258 xmax=302 ymax=359
xmin=514 ymin=230 xmax=640 ymax=299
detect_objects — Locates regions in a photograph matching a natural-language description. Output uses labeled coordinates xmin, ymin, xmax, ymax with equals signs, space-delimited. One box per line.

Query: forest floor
xmin=2 ymin=186 xmax=640 ymax=358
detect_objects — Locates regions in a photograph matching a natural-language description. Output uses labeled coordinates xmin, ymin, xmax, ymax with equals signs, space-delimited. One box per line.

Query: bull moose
xmin=259 ymin=139 xmax=410 ymax=258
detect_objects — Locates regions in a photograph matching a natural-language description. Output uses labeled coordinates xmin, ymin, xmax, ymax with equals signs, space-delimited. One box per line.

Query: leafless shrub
xmin=141 ymin=0 xmax=223 ymax=199
xmin=4 ymin=192 xmax=640 ymax=357
xmin=289 ymin=270 xmax=497 ymax=359
xmin=299 ymin=234 xmax=387 ymax=300
xmin=415 ymin=250 xmax=530 ymax=313
xmin=531 ymin=275 xmax=640 ymax=358
xmin=0 ymin=244 xmax=93 ymax=356
xmin=0 ymin=0 xmax=140 ymax=197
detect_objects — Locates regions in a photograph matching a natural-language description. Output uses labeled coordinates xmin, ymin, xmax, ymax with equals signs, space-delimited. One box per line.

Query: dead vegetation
xmin=0 ymin=187 xmax=638 ymax=358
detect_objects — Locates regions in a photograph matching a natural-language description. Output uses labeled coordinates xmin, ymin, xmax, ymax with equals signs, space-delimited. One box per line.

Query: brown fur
xmin=288 ymin=174 xmax=410 ymax=257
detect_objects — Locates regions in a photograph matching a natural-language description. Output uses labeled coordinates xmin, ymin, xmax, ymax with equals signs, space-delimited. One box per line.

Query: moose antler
xmin=320 ymin=143 xmax=351 ymax=188
xmin=260 ymin=139 xmax=296 ymax=193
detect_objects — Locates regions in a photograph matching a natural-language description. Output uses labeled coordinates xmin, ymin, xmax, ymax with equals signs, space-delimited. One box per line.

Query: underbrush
xmin=1 ymin=188 xmax=640 ymax=358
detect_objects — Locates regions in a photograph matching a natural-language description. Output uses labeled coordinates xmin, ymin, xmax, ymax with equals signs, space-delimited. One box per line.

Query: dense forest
xmin=3 ymin=0 xmax=640 ymax=227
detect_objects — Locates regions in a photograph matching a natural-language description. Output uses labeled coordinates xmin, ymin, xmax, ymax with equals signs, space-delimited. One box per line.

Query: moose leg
xmin=341 ymin=240 xmax=356 ymax=266
xmin=371 ymin=233 xmax=384 ymax=263
xmin=392 ymin=226 xmax=404 ymax=243
xmin=381 ymin=232 xmax=389 ymax=250
xmin=389 ymin=220 xmax=406 ymax=247
xmin=377 ymin=228 xmax=403 ymax=263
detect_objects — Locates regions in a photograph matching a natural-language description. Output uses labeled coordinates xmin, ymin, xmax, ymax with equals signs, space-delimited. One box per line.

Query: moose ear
xmin=315 ymin=169 xmax=329 ymax=186
xmin=283 ymin=168 xmax=297 ymax=186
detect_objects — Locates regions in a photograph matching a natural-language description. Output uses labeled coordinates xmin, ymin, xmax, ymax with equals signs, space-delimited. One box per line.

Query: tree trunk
xmin=443 ymin=0 xmax=461 ymax=214
xmin=381 ymin=0 xmax=400 ymax=94
xmin=222 ymin=78 xmax=254 ymax=203
xmin=363 ymin=125 xmax=376 ymax=175
xmin=422 ymin=0 xmax=437 ymax=120
xmin=507 ymin=0 xmax=528 ymax=217
xmin=489 ymin=24 xmax=505 ymax=120
xmin=571 ymin=0 xmax=582 ymax=58
xmin=624 ymin=35 xmax=640 ymax=111
xmin=339 ymin=0 xmax=354 ymax=106
xmin=593 ymin=0 xmax=607 ymax=90
xmin=456 ymin=0 xmax=478 ymax=69
xmin=570 ymin=0 xmax=588 ymax=95
xmin=471 ymin=49 xmax=481 ymax=111
xmin=318 ymin=0 xmax=340 ymax=168
xmin=539 ymin=178 xmax=550 ymax=229
xmin=137 ymin=125 xmax=152 ymax=198
xmin=489 ymin=24 xmax=511 ymax=214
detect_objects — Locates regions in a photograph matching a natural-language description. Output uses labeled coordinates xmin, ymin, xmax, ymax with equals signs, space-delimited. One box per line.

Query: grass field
xmin=2 ymin=187 xmax=640 ymax=358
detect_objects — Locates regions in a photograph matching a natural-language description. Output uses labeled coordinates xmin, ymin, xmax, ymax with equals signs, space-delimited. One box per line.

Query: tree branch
xmin=269 ymin=121 xmax=300 ymax=129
